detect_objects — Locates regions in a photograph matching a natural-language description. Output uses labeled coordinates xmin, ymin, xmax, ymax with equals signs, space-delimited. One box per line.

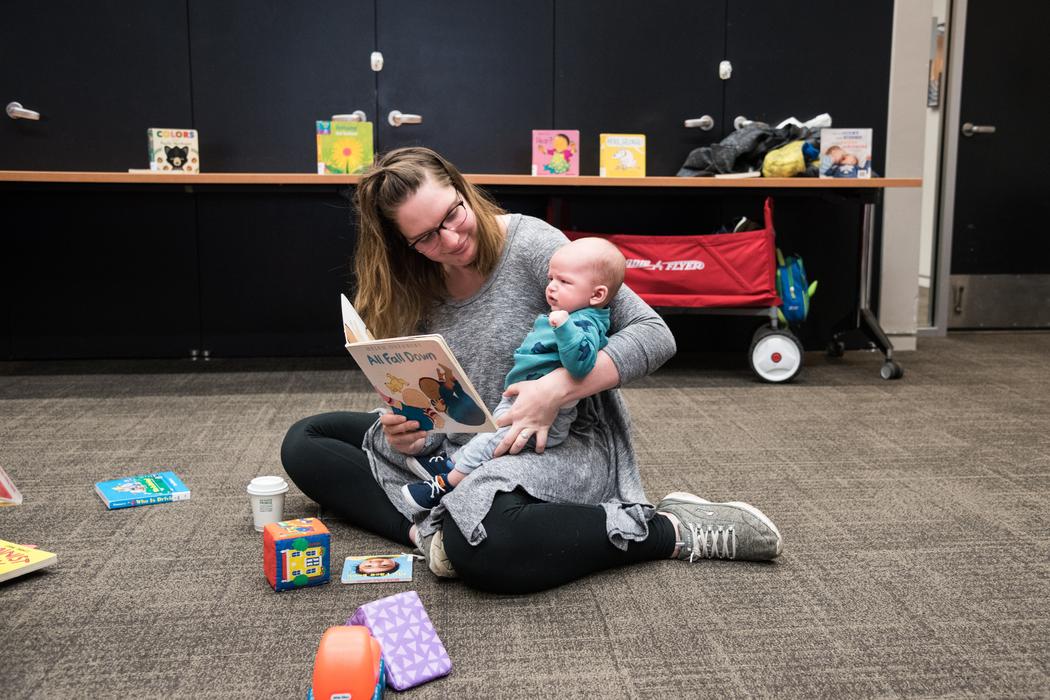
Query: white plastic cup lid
xmin=247 ymin=475 xmax=289 ymax=496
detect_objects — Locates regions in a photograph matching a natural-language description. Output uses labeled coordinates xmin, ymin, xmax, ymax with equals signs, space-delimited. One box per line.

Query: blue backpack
xmin=776 ymin=248 xmax=818 ymax=326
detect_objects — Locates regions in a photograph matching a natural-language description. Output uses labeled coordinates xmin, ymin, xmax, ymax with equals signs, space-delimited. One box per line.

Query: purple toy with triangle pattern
xmin=347 ymin=590 xmax=452 ymax=690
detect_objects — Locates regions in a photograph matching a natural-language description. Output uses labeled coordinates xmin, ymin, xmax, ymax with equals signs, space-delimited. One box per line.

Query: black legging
xmin=281 ymin=411 xmax=676 ymax=593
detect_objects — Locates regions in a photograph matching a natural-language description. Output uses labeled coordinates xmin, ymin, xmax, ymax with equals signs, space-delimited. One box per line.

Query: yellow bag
xmin=762 ymin=140 xmax=807 ymax=178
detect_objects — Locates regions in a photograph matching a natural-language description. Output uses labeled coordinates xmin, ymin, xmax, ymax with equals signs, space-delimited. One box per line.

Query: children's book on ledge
xmin=147 ymin=128 xmax=200 ymax=173
xmin=94 ymin=471 xmax=191 ymax=509
xmin=340 ymin=294 xmax=497 ymax=434
xmin=599 ymin=133 xmax=646 ymax=177
xmin=0 ymin=540 xmax=57 ymax=583
xmin=532 ymin=130 xmax=579 ymax=176
xmin=316 ymin=120 xmax=374 ymax=174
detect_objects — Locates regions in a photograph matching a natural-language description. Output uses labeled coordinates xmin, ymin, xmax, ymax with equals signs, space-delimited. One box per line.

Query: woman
xmin=281 ymin=147 xmax=781 ymax=594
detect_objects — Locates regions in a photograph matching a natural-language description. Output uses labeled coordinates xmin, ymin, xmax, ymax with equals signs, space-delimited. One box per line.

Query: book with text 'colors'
xmin=94 ymin=471 xmax=191 ymax=510
xmin=148 ymin=128 xmax=200 ymax=173
xmin=340 ymin=295 xmax=497 ymax=434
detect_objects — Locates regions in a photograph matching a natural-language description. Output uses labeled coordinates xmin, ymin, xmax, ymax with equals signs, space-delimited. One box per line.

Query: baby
xmin=401 ymin=236 xmax=626 ymax=513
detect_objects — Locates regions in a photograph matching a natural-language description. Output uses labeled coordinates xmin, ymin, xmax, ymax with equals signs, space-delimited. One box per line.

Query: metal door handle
xmin=962 ymin=122 xmax=996 ymax=136
xmin=684 ymin=115 xmax=714 ymax=130
xmin=388 ymin=110 xmax=422 ymax=127
xmin=332 ymin=110 xmax=367 ymax=122
xmin=6 ymin=101 xmax=40 ymax=120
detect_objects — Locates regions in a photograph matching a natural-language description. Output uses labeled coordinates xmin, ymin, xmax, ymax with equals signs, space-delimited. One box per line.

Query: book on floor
xmin=147 ymin=128 xmax=200 ymax=173
xmin=0 ymin=540 xmax=57 ymax=583
xmin=341 ymin=553 xmax=415 ymax=584
xmin=0 ymin=466 xmax=23 ymax=506
xmin=599 ymin=133 xmax=646 ymax=177
xmin=94 ymin=471 xmax=191 ymax=510
xmin=340 ymin=294 xmax=497 ymax=434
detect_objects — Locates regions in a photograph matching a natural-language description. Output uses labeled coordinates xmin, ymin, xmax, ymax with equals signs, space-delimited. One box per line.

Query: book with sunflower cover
xmin=316 ymin=120 xmax=374 ymax=174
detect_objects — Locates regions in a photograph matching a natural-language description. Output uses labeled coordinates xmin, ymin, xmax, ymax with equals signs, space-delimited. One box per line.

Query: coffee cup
xmin=247 ymin=476 xmax=289 ymax=532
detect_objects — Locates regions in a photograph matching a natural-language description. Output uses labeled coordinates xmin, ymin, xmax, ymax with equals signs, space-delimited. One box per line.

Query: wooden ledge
xmin=0 ymin=170 xmax=921 ymax=188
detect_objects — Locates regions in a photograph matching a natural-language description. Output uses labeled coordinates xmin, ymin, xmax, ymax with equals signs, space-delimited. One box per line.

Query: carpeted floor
xmin=1 ymin=333 xmax=1048 ymax=698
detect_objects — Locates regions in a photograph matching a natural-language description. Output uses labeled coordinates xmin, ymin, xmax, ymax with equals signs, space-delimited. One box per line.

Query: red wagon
xmin=569 ymin=197 xmax=803 ymax=382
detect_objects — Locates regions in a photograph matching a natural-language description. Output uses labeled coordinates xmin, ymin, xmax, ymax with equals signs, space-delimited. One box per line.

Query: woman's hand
xmin=492 ymin=372 xmax=570 ymax=457
xmin=379 ymin=412 xmax=426 ymax=456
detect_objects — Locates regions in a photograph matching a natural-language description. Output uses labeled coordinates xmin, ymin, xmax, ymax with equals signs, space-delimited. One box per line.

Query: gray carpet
xmin=1 ymin=333 xmax=1048 ymax=698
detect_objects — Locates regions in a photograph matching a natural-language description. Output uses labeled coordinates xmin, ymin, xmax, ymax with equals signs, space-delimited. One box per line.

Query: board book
xmin=148 ymin=128 xmax=200 ymax=173
xmin=0 ymin=540 xmax=57 ymax=583
xmin=819 ymin=128 xmax=873 ymax=178
xmin=0 ymin=465 xmax=22 ymax=506
xmin=340 ymin=294 xmax=497 ymax=434
xmin=599 ymin=133 xmax=646 ymax=177
xmin=94 ymin=470 xmax=191 ymax=510
xmin=341 ymin=553 xmax=415 ymax=584
xmin=532 ymin=130 xmax=579 ymax=176
xmin=316 ymin=120 xmax=374 ymax=174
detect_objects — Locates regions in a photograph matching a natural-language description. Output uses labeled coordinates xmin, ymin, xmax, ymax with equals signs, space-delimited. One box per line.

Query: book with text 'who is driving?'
xmin=94 ymin=471 xmax=191 ymax=510
xmin=340 ymin=294 xmax=497 ymax=434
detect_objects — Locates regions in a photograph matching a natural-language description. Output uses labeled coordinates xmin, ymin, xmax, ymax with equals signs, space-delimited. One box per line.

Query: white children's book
xmin=340 ymin=295 xmax=497 ymax=434
xmin=819 ymin=128 xmax=873 ymax=178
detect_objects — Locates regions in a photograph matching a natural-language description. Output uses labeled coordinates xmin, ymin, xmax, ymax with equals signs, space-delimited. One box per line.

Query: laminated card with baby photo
xmin=340 ymin=294 xmax=497 ymax=434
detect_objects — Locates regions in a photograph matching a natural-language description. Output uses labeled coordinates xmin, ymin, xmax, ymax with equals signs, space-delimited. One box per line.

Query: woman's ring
xmin=520 ymin=429 xmax=532 ymax=439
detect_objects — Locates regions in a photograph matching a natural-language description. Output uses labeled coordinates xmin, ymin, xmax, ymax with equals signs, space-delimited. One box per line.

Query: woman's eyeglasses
xmin=407 ymin=200 xmax=467 ymax=251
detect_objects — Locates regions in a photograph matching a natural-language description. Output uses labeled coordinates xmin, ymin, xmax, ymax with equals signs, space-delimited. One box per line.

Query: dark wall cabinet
xmin=0 ymin=1 xmax=895 ymax=360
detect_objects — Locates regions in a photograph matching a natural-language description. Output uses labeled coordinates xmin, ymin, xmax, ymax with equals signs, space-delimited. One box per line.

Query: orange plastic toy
xmin=309 ymin=625 xmax=385 ymax=700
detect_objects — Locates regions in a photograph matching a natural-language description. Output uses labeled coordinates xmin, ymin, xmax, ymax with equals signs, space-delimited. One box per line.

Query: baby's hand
xmin=548 ymin=310 xmax=569 ymax=328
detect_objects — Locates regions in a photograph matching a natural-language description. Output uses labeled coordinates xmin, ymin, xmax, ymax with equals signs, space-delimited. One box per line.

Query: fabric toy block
xmin=347 ymin=590 xmax=451 ymax=690
xmin=263 ymin=517 xmax=330 ymax=592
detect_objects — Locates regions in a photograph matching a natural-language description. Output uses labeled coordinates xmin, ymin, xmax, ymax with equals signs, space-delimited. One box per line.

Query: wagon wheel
xmin=749 ymin=326 xmax=803 ymax=383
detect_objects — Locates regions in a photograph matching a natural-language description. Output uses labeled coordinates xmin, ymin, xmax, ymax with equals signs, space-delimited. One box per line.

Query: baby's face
xmin=841 ymin=153 xmax=858 ymax=166
xmin=826 ymin=146 xmax=844 ymax=164
xmin=546 ymin=249 xmax=601 ymax=313
xmin=552 ymin=135 xmax=569 ymax=151
xmin=358 ymin=558 xmax=396 ymax=575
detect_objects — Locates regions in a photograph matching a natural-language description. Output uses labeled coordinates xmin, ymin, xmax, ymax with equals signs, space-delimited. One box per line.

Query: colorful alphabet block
xmin=263 ymin=517 xmax=330 ymax=592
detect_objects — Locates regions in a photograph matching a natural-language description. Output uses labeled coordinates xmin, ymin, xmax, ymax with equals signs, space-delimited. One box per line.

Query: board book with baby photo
xmin=340 ymin=295 xmax=497 ymax=434
xmin=341 ymin=553 xmax=415 ymax=584
xmin=819 ymin=128 xmax=873 ymax=178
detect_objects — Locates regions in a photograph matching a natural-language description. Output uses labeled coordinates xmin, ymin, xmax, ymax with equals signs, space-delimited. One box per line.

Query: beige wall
xmin=880 ymin=0 xmax=941 ymax=351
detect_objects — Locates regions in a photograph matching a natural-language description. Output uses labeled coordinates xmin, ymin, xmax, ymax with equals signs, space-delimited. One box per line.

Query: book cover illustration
xmin=0 ymin=466 xmax=22 ymax=506
xmin=0 ymin=540 xmax=57 ymax=583
xmin=94 ymin=470 xmax=191 ymax=510
xmin=341 ymin=553 xmax=415 ymax=584
xmin=316 ymin=120 xmax=374 ymax=174
xmin=532 ymin=130 xmax=579 ymax=176
xmin=819 ymin=128 xmax=872 ymax=178
xmin=599 ymin=134 xmax=646 ymax=177
xmin=341 ymin=295 xmax=497 ymax=434
xmin=147 ymin=128 xmax=200 ymax=173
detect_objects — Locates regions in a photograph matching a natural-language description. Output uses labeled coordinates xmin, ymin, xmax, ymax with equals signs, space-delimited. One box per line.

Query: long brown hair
xmin=352 ymin=147 xmax=506 ymax=339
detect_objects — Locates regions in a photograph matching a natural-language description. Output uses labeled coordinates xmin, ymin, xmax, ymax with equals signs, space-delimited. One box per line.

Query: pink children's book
xmin=532 ymin=130 xmax=580 ymax=176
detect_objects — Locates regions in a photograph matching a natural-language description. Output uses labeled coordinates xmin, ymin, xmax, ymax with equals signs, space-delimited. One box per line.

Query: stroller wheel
xmin=749 ymin=327 xmax=803 ymax=383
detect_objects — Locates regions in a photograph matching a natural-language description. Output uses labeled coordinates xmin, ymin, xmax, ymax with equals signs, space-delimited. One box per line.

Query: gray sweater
xmin=362 ymin=213 xmax=677 ymax=549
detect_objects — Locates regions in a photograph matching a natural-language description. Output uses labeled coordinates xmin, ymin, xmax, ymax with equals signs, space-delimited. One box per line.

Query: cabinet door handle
xmin=332 ymin=110 xmax=367 ymax=122
xmin=6 ymin=101 xmax=40 ymax=120
xmin=961 ymin=122 xmax=996 ymax=137
xmin=683 ymin=115 xmax=714 ymax=130
xmin=388 ymin=110 xmax=422 ymax=127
